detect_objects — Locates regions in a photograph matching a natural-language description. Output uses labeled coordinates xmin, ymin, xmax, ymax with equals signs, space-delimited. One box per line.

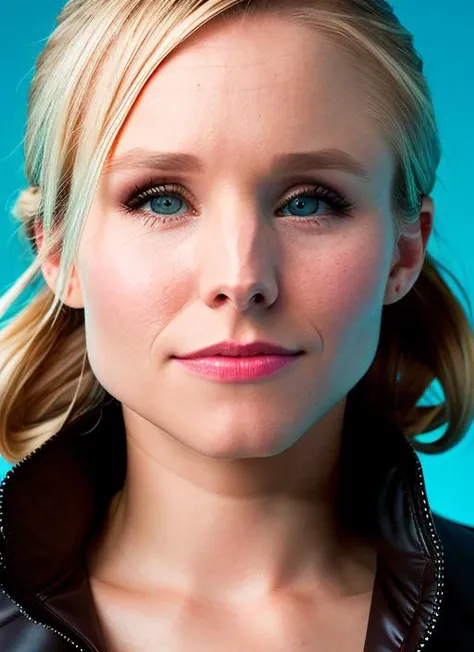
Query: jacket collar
xmin=0 ymin=393 xmax=444 ymax=652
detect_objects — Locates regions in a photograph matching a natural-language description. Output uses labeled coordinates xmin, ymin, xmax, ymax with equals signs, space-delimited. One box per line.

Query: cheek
xmin=76 ymin=241 xmax=191 ymax=387
xmin=294 ymin=231 xmax=390 ymax=327
xmin=82 ymin=236 xmax=190 ymax=322
xmin=330 ymin=254 xmax=387 ymax=324
xmin=290 ymin=230 xmax=391 ymax=391
xmin=313 ymin=237 xmax=391 ymax=385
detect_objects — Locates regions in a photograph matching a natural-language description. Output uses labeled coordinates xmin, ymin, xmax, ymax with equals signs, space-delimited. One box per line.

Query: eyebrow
xmin=104 ymin=147 xmax=371 ymax=180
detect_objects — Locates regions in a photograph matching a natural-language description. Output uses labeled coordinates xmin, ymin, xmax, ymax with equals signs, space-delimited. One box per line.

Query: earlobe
xmin=33 ymin=221 xmax=84 ymax=310
xmin=383 ymin=196 xmax=434 ymax=307
xmin=44 ymin=263 xmax=84 ymax=310
xmin=61 ymin=271 xmax=84 ymax=309
xmin=383 ymin=278 xmax=404 ymax=306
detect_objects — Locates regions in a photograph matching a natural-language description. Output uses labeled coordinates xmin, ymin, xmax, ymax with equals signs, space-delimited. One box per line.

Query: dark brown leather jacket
xmin=0 ymin=394 xmax=473 ymax=651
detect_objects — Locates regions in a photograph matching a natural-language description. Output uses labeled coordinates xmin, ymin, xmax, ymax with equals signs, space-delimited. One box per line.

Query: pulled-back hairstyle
xmin=1 ymin=0 xmax=473 ymax=463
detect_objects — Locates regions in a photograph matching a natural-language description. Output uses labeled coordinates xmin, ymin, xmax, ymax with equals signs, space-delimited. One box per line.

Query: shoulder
xmin=432 ymin=512 xmax=474 ymax=608
xmin=432 ymin=512 xmax=474 ymax=562
xmin=433 ymin=512 xmax=474 ymax=535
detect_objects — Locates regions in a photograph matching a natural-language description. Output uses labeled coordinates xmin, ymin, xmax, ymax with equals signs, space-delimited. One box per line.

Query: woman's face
xmin=51 ymin=16 xmax=426 ymax=459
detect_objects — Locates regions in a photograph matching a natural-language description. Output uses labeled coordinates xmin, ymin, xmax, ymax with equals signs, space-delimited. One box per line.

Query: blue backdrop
xmin=0 ymin=1 xmax=473 ymax=525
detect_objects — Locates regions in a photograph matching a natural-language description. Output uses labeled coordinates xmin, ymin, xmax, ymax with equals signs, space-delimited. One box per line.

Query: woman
xmin=0 ymin=0 xmax=473 ymax=650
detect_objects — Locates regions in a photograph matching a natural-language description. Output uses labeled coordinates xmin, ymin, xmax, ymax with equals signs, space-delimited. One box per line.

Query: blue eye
xmin=275 ymin=186 xmax=354 ymax=219
xmin=120 ymin=178 xmax=356 ymax=228
xmin=145 ymin=193 xmax=186 ymax=217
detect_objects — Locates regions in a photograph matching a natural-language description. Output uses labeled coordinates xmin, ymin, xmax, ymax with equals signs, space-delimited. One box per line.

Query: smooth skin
xmin=35 ymin=13 xmax=433 ymax=651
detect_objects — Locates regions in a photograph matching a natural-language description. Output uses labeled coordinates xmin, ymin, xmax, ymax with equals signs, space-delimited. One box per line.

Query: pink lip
xmin=173 ymin=354 xmax=302 ymax=382
xmin=175 ymin=340 xmax=301 ymax=359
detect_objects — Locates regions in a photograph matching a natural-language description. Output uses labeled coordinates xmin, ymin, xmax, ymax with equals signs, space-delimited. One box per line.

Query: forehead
xmin=108 ymin=15 xmax=394 ymax=190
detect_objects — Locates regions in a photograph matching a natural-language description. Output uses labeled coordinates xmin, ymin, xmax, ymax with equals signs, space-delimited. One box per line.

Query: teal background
xmin=0 ymin=1 xmax=473 ymax=525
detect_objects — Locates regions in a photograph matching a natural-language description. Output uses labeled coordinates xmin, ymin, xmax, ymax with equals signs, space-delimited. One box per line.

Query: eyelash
xmin=119 ymin=177 xmax=356 ymax=228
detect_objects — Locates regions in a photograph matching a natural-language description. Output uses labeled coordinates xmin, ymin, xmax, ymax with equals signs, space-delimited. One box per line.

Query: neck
xmin=86 ymin=397 xmax=377 ymax=607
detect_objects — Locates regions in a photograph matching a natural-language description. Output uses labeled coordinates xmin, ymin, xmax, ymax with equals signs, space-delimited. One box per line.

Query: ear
xmin=33 ymin=221 xmax=84 ymax=309
xmin=383 ymin=196 xmax=434 ymax=306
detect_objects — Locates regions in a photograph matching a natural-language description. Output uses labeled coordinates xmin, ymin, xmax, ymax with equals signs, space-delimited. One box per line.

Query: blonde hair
xmin=1 ymin=0 xmax=473 ymax=463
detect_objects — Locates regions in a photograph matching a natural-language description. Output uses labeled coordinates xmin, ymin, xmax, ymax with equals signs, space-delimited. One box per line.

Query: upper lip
xmin=174 ymin=340 xmax=303 ymax=359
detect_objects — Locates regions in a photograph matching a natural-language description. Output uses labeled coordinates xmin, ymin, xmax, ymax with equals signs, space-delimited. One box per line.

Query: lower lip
xmin=173 ymin=354 xmax=302 ymax=382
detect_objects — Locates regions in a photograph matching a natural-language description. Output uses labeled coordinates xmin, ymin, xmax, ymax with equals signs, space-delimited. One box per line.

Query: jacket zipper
xmin=0 ymin=438 xmax=92 ymax=652
xmin=407 ymin=443 xmax=445 ymax=651
xmin=0 ymin=428 xmax=446 ymax=652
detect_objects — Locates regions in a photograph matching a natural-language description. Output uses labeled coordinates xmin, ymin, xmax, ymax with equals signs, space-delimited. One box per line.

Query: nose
xmin=213 ymin=283 xmax=273 ymax=312
xmin=195 ymin=212 xmax=279 ymax=313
